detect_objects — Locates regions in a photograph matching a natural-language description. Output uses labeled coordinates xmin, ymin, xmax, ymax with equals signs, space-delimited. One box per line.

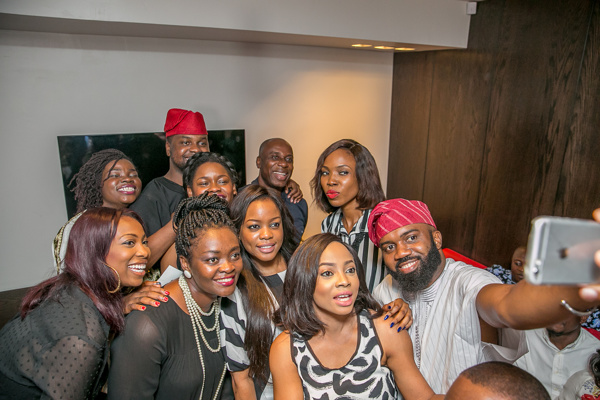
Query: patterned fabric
xmin=0 ymin=285 xmax=110 ymax=399
xmin=321 ymin=208 xmax=387 ymax=292
xmin=220 ymin=270 xmax=286 ymax=400
xmin=290 ymin=310 xmax=398 ymax=400
xmin=373 ymin=258 xmax=526 ymax=393
xmin=559 ymin=369 xmax=600 ymax=400
xmin=485 ymin=264 xmax=516 ymax=284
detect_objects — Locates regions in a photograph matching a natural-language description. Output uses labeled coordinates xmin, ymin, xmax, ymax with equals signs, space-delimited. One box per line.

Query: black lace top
xmin=0 ymin=284 xmax=110 ymax=399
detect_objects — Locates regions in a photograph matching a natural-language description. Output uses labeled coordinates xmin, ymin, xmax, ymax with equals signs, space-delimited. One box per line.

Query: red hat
xmin=368 ymin=198 xmax=436 ymax=245
xmin=164 ymin=108 xmax=208 ymax=137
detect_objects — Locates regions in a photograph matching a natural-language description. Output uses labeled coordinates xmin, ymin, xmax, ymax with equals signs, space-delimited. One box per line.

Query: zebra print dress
xmin=290 ymin=310 xmax=399 ymax=399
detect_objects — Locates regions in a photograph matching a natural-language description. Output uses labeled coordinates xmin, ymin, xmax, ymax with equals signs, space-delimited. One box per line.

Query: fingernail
xmin=164 ymin=291 xmax=170 ymax=296
xmin=388 ymin=305 xmax=391 ymax=309
xmin=390 ymin=322 xmax=394 ymax=328
xmin=141 ymin=306 xmax=146 ymax=311
xmin=154 ymin=282 xmax=161 ymax=286
xmin=163 ymin=297 xmax=168 ymax=302
xmin=154 ymin=301 xmax=160 ymax=306
xmin=397 ymin=327 xmax=402 ymax=332
xmin=384 ymin=315 xmax=389 ymax=320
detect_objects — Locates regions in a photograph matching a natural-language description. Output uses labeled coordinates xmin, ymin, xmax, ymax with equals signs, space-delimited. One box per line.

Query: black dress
xmin=108 ymin=296 xmax=225 ymax=400
xmin=0 ymin=285 xmax=110 ymax=399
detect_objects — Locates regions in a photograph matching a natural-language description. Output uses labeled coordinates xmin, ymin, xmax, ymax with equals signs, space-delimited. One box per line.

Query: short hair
xmin=310 ymin=139 xmax=385 ymax=213
xmin=228 ymin=184 xmax=298 ymax=383
xmin=459 ymin=362 xmax=550 ymax=399
xmin=173 ymin=192 xmax=236 ymax=262
xmin=276 ymin=233 xmax=381 ymax=338
xmin=21 ymin=207 xmax=145 ymax=333
xmin=182 ymin=152 xmax=239 ymax=194
xmin=69 ymin=149 xmax=135 ymax=213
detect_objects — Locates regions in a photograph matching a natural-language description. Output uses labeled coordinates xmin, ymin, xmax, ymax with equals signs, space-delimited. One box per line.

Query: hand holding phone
xmin=525 ymin=216 xmax=600 ymax=285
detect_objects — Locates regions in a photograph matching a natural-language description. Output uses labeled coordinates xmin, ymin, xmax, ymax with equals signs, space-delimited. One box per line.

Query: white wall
xmin=0 ymin=30 xmax=392 ymax=291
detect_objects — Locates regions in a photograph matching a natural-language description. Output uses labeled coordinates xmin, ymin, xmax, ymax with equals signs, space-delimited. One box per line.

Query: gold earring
xmin=105 ymin=264 xmax=121 ymax=294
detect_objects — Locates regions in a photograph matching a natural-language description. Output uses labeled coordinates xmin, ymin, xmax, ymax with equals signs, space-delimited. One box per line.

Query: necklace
xmin=179 ymin=275 xmax=226 ymax=400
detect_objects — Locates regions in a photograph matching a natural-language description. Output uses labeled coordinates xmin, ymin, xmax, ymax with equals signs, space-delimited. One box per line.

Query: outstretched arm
xmin=269 ymin=332 xmax=304 ymax=400
xmin=476 ymin=280 xmax=599 ymax=330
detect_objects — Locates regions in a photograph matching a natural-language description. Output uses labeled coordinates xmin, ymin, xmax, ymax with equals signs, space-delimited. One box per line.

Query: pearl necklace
xmin=179 ymin=275 xmax=226 ymax=400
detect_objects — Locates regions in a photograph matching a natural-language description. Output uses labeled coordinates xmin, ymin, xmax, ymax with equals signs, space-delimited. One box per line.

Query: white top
xmin=558 ymin=369 xmax=599 ymax=400
xmin=516 ymin=327 xmax=599 ymax=399
xmin=373 ymin=258 xmax=523 ymax=392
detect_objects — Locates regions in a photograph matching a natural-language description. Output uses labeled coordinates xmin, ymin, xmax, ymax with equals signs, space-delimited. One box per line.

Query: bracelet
xmin=561 ymin=300 xmax=595 ymax=317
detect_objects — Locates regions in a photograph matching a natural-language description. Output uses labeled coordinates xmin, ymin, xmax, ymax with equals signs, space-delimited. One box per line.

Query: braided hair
xmin=173 ymin=192 xmax=237 ymax=262
xmin=69 ymin=149 xmax=134 ymax=212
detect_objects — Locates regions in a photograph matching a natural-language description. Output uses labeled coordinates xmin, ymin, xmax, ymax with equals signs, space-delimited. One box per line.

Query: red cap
xmin=164 ymin=108 xmax=207 ymax=137
xmin=368 ymin=198 xmax=436 ymax=245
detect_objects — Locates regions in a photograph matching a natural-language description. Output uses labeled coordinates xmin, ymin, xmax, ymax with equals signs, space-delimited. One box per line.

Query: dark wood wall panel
xmin=421 ymin=0 xmax=505 ymax=256
xmin=388 ymin=0 xmax=599 ymax=269
xmin=555 ymin=1 xmax=600 ymax=218
xmin=472 ymin=0 xmax=591 ymax=265
xmin=387 ymin=52 xmax=434 ymax=200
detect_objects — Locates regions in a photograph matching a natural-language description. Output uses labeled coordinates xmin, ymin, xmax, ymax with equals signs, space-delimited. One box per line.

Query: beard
xmin=388 ymin=234 xmax=442 ymax=296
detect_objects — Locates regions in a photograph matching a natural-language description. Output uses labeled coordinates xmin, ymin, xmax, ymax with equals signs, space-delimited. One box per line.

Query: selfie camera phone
xmin=525 ymin=216 xmax=600 ymax=285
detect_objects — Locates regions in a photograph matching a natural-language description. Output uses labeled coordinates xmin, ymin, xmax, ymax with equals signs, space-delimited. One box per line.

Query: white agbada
xmin=374 ymin=258 xmax=526 ymax=393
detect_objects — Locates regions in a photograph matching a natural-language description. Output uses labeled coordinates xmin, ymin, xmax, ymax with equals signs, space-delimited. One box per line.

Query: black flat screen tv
xmin=57 ymin=130 xmax=246 ymax=218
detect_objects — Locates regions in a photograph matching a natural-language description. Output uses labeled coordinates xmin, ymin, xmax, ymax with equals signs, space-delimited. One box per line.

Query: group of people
xmin=1 ymin=107 xmax=599 ymax=399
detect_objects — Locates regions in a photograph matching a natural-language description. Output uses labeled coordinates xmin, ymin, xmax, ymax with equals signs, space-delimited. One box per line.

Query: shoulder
xmin=271 ymin=331 xmax=292 ymax=354
xmin=321 ymin=209 xmax=342 ymax=231
xmin=373 ymin=275 xmax=398 ymax=303
xmin=445 ymin=259 xmax=502 ymax=287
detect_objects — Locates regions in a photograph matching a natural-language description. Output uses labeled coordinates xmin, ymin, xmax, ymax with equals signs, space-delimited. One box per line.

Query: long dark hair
xmin=228 ymin=185 xmax=298 ymax=384
xmin=21 ymin=207 xmax=144 ymax=333
xmin=310 ymin=139 xmax=385 ymax=214
xmin=276 ymin=233 xmax=381 ymax=338
xmin=182 ymin=152 xmax=240 ymax=194
xmin=69 ymin=149 xmax=136 ymax=212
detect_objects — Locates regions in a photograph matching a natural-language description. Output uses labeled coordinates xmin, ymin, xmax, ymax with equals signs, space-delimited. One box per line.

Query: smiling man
xmin=252 ymin=138 xmax=308 ymax=240
xmin=131 ymin=108 xmax=209 ymax=237
xmin=369 ymin=198 xmax=600 ymax=392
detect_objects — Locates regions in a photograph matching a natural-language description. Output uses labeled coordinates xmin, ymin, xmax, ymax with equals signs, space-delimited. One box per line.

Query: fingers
xmin=382 ymin=299 xmax=413 ymax=332
xmin=122 ymin=281 xmax=170 ymax=314
xmin=593 ymin=208 xmax=600 ymax=223
xmin=580 ymin=287 xmax=600 ymax=302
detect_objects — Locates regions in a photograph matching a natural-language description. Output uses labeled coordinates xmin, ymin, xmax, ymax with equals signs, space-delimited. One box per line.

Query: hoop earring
xmin=105 ymin=264 xmax=121 ymax=294
xmin=183 ymin=270 xmax=192 ymax=279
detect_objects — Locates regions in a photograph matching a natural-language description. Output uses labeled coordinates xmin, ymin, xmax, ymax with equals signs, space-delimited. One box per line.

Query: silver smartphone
xmin=525 ymin=216 xmax=600 ymax=285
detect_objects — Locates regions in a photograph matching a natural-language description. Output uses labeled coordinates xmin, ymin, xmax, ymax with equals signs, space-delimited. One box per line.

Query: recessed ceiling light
xmin=395 ymin=47 xmax=416 ymax=51
xmin=352 ymin=44 xmax=372 ymax=48
xmin=374 ymin=46 xmax=395 ymax=50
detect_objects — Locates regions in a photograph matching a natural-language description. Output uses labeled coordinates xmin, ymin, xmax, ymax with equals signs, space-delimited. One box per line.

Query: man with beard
xmin=369 ymin=198 xmax=600 ymax=392
xmin=515 ymin=314 xmax=598 ymax=399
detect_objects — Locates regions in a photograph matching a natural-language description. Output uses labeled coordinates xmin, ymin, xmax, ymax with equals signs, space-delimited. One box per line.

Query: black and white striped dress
xmin=321 ymin=208 xmax=387 ymax=292
xmin=291 ymin=310 xmax=398 ymax=400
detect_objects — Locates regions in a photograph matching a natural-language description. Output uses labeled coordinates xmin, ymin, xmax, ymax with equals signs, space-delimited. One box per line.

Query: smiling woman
xmin=0 ymin=208 xmax=146 ymax=399
xmin=108 ymin=193 xmax=244 ymax=400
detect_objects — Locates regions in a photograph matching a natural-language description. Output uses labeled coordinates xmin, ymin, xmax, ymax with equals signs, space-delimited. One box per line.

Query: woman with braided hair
xmin=54 ymin=149 xmax=172 ymax=314
xmin=108 ymin=192 xmax=244 ymax=400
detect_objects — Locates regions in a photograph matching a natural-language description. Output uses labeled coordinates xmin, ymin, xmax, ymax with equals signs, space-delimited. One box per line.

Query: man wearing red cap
xmin=369 ymin=198 xmax=600 ymax=393
xmin=131 ymin=108 xmax=209 ymax=239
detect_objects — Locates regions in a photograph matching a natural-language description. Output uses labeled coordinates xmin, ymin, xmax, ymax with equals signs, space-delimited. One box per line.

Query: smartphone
xmin=525 ymin=216 xmax=600 ymax=285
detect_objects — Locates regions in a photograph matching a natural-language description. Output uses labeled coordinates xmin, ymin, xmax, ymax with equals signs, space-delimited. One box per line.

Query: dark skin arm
xmin=284 ymin=179 xmax=303 ymax=204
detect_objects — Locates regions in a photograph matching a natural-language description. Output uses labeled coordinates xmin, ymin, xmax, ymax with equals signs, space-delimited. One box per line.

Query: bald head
xmin=256 ymin=138 xmax=294 ymax=190
xmin=446 ymin=362 xmax=549 ymax=400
